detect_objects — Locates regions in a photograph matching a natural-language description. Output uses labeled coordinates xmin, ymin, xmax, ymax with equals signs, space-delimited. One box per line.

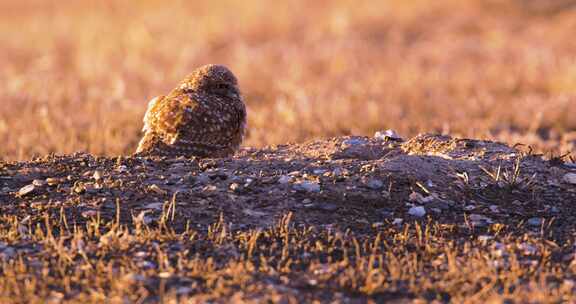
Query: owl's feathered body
xmin=136 ymin=64 xmax=246 ymax=158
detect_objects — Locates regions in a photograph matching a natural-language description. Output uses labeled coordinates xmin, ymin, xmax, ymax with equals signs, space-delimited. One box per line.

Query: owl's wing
xmin=143 ymin=90 xmax=198 ymax=145
xmin=177 ymin=94 xmax=246 ymax=148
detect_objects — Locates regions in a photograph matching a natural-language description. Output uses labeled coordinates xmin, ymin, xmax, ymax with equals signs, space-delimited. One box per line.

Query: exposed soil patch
xmin=2 ymin=133 xmax=574 ymax=235
xmin=1 ymin=134 xmax=576 ymax=302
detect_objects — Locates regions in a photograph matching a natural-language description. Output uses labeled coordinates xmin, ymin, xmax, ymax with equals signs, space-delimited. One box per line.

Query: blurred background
xmin=1 ymin=0 xmax=576 ymax=161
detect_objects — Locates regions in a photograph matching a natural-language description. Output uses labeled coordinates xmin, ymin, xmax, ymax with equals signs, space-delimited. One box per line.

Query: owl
xmin=135 ymin=64 xmax=247 ymax=158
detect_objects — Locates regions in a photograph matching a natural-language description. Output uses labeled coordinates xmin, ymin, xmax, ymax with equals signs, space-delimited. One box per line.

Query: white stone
xmin=374 ymin=129 xmax=403 ymax=141
xmin=278 ymin=175 xmax=292 ymax=184
xmin=93 ymin=170 xmax=103 ymax=181
xmin=17 ymin=184 xmax=35 ymax=197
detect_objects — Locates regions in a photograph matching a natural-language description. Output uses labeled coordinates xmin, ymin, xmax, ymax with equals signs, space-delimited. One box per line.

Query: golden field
xmin=1 ymin=0 xmax=576 ymax=161
xmin=3 ymin=2 xmax=576 ymax=302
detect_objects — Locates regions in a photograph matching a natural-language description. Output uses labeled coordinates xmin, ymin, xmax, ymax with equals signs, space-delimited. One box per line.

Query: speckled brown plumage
xmin=135 ymin=64 xmax=246 ymax=158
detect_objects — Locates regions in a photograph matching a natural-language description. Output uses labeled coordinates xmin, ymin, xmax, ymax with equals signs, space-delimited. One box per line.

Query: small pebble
xmin=244 ymin=178 xmax=254 ymax=187
xmin=242 ymin=209 xmax=267 ymax=217
xmin=408 ymin=206 xmax=426 ymax=217
xmin=313 ymin=169 xmax=328 ymax=175
xmin=409 ymin=192 xmax=434 ymax=204
xmin=138 ymin=260 xmax=155 ymax=269
xmin=93 ymin=170 xmax=103 ymax=181
xmin=374 ymin=129 xmax=403 ymax=141
xmin=203 ymin=185 xmax=217 ymax=192
xmin=144 ymin=202 xmax=164 ymax=210
xmin=229 ymin=183 xmax=241 ymax=192
xmin=0 ymin=247 xmax=16 ymax=260
xmin=17 ymin=184 xmax=35 ymax=197
xmin=176 ymin=287 xmax=193 ymax=295
xmin=469 ymin=214 xmax=491 ymax=222
xmin=392 ymin=218 xmax=403 ymax=225
xmin=342 ymin=138 xmax=367 ymax=147
xmin=134 ymin=251 xmax=148 ymax=258
xmin=293 ymin=181 xmax=321 ymax=193
xmin=288 ymin=171 xmax=301 ymax=177
xmin=366 ymin=179 xmax=383 ymax=190
xmin=469 ymin=214 xmax=493 ymax=227
xmin=409 ymin=192 xmax=424 ymax=202
xmin=527 ymin=217 xmax=543 ymax=227
xmin=148 ymin=184 xmax=167 ymax=195
xmin=81 ymin=210 xmax=98 ymax=218
xmin=32 ymin=179 xmax=45 ymax=187
xmin=46 ymin=177 xmax=60 ymax=186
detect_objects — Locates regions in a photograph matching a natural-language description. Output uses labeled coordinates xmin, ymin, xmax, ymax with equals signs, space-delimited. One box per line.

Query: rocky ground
xmin=1 ymin=133 xmax=576 ymax=303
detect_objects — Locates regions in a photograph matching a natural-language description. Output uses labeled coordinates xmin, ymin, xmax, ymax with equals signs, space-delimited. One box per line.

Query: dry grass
xmin=0 ymin=212 xmax=574 ymax=303
xmin=1 ymin=0 xmax=576 ymax=161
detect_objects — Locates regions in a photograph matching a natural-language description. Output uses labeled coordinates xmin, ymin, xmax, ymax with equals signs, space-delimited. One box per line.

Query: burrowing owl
xmin=135 ymin=64 xmax=246 ymax=158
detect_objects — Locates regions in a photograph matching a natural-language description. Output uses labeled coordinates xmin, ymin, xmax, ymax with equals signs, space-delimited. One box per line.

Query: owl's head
xmin=181 ymin=64 xmax=240 ymax=99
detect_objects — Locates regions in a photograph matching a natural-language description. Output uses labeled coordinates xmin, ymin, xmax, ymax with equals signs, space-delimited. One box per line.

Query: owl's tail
xmin=134 ymin=132 xmax=237 ymax=158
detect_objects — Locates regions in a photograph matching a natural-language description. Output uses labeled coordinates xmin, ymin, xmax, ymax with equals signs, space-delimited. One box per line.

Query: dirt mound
xmin=2 ymin=134 xmax=576 ymax=302
xmin=2 ymin=133 xmax=574 ymax=236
